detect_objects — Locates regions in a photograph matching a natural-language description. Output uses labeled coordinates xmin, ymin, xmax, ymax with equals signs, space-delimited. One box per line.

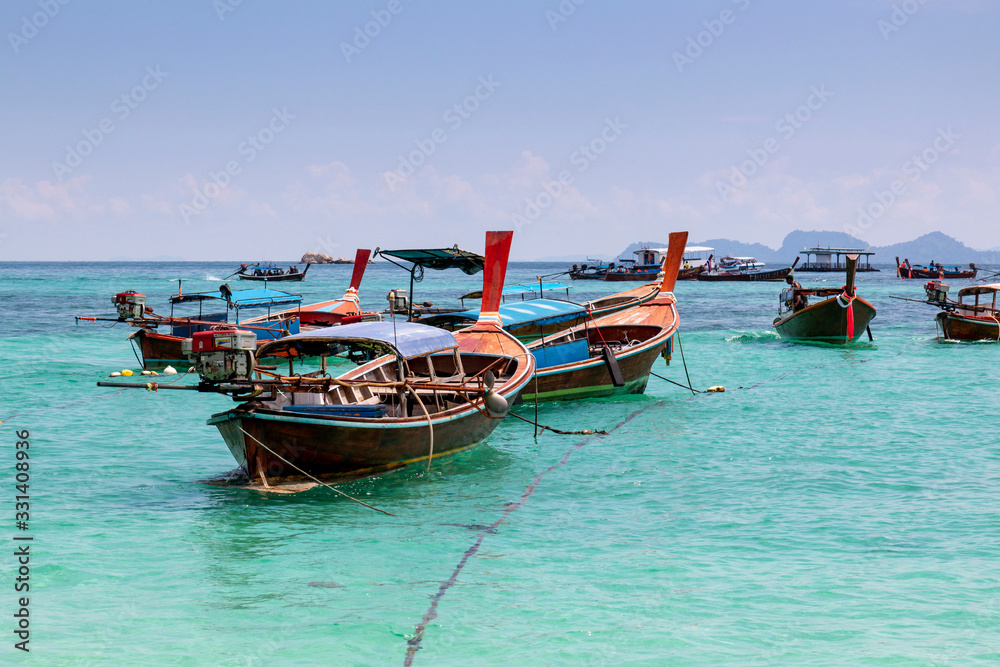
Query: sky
xmin=1 ymin=0 xmax=998 ymax=260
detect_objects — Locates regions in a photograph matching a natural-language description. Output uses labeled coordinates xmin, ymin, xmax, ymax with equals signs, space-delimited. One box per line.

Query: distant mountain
xmin=873 ymin=232 xmax=1000 ymax=265
xmin=776 ymin=230 xmax=868 ymax=261
xmin=612 ymin=231 xmax=1000 ymax=265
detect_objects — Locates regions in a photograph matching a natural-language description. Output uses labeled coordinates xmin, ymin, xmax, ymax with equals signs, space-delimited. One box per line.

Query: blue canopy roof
xmin=448 ymin=299 xmax=585 ymax=328
xmin=275 ymin=321 xmax=458 ymax=359
xmin=171 ymin=288 xmax=302 ymax=308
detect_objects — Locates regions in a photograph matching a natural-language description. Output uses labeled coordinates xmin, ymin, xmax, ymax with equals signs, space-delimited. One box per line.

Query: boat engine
xmin=387 ymin=289 xmax=408 ymax=313
xmin=182 ymin=330 xmax=256 ymax=382
xmin=924 ymin=281 xmax=949 ymax=304
xmin=113 ymin=291 xmax=147 ymax=320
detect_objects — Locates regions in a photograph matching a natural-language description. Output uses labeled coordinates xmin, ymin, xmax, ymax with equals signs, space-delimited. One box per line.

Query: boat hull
xmin=208 ymin=404 xmax=500 ymax=481
xmin=899 ymin=267 xmax=977 ymax=280
xmin=522 ymin=335 xmax=666 ymax=402
xmin=697 ymin=267 xmax=792 ymax=282
xmin=774 ymin=296 xmax=877 ymax=343
xmin=130 ymin=329 xmax=187 ymax=370
xmin=237 ymin=273 xmax=306 ymax=282
xmin=936 ymin=312 xmax=1000 ymax=341
xmin=677 ymin=267 xmax=704 ymax=280
xmin=601 ymin=270 xmax=659 ymax=281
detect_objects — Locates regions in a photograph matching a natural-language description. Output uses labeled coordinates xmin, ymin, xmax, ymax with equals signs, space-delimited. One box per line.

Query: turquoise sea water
xmin=2 ymin=261 xmax=999 ymax=665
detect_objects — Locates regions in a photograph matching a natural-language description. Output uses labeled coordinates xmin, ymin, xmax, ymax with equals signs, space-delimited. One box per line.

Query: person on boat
xmin=785 ymin=274 xmax=807 ymax=311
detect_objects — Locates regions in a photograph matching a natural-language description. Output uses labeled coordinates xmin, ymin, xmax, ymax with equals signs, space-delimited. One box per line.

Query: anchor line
xmin=403 ymin=401 xmax=662 ymax=665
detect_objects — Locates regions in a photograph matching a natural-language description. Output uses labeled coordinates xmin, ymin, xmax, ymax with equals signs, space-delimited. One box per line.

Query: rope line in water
xmin=403 ymin=402 xmax=661 ymax=665
xmin=506 ymin=411 xmax=608 ymax=436
xmin=649 ymin=371 xmax=703 ymax=393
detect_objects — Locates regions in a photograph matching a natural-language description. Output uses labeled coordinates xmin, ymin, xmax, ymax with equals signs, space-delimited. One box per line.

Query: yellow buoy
xmin=122 ymin=369 xmax=133 ymax=377
xmin=706 ymin=386 xmax=725 ymax=393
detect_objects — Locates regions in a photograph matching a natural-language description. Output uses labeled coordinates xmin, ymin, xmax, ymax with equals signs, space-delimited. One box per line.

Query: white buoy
xmin=163 ymin=366 xmax=178 ymax=375
xmin=140 ymin=370 xmax=152 ymax=376
xmin=109 ymin=372 xmax=122 ymax=377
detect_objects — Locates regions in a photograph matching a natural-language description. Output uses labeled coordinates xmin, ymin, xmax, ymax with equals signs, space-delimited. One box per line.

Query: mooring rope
xmin=403 ymin=402 xmax=661 ymax=665
xmin=236 ymin=426 xmax=398 ymax=517
xmin=404 ymin=384 xmax=435 ymax=472
xmin=506 ymin=411 xmax=607 ymax=436
xmin=649 ymin=370 xmax=703 ymax=393
xmin=675 ymin=331 xmax=695 ymax=395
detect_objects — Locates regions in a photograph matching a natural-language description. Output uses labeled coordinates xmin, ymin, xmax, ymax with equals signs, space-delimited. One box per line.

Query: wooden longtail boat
xmin=417 ymin=278 xmax=666 ymax=343
xmin=127 ymin=287 xmax=302 ymax=370
xmin=773 ymin=254 xmax=876 ymax=343
xmin=919 ymin=282 xmax=1000 ymax=341
xmin=93 ymin=251 xmax=377 ymax=370
xmin=521 ymin=231 xmax=687 ymax=402
xmin=235 ymin=262 xmax=311 ymax=282
xmin=383 ymin=247 xmax=665 ymax=342
xmin=896 ymin=257 xmax=977 ymax=280
xmin=601 ymin=259 xmax=660 ymax=281
xmin=568 ymin=261 xmax=610 ymax=280
xmin=198 ymin=231 xmax=535 ymax=485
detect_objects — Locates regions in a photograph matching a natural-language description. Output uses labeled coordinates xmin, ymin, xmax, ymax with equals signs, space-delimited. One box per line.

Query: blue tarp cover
xmin=451 ymin=299 xmax=585 ymax=328
xmin=282 ymin=321 xmax=458 ymax=359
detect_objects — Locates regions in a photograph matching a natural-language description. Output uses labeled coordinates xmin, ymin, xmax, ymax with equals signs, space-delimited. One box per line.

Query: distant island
xmin=301 ymin=252 xmax=370 ymax=264
xmin=570 ymin=231 xmax=1000 ymax=265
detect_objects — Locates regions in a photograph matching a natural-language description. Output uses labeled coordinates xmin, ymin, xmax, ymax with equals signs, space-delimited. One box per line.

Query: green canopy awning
xmin=377 ymin=246 xmax=484 ymax=275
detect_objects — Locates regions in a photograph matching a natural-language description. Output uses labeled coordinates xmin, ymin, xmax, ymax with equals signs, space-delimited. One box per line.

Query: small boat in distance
xmin=235 ymin=262 xmax=311 ymax=282
xmin=568 ymin=259 xmax=611 ymax=280
xmin=522 ymin=231 xmax=688 ymax=402
xmin=773 ymin=254 xmax=876 ymax=343
xmin=678 ymin=246 xmax=713 ymax=280
xmin=697 ymin=255 xmax=793 ymax=282
xmin=896 ymin=258 xmax=977 ymax=280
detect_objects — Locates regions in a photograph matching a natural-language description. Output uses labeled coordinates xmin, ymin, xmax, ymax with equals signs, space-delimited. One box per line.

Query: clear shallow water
xmin=2 ymin=261 xmax=999 ymax=665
